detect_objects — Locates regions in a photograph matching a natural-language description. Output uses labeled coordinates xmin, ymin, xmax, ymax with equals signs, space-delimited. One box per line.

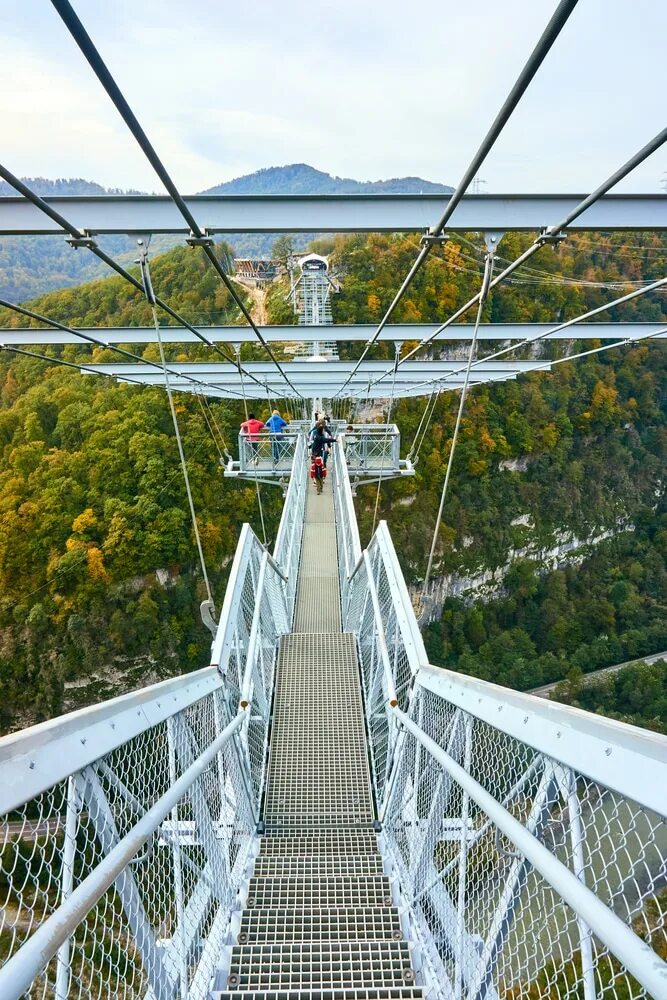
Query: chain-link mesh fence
xmin=383 ymin=682 xmax=667 ymax=1000
xmin=0 ymin=688 xmax=256 ymax=999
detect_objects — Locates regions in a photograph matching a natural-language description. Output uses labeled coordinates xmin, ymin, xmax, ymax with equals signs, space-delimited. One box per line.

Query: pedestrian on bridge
xmin=310 ymin=455 xmax=327 ymax=494
xmin=265 ymin=408 xmax=289 ymax=465
xmin=310 ymin=419 xmax=335 ymax=466
xmin=240 ymin=413 xmax=265 ymax=465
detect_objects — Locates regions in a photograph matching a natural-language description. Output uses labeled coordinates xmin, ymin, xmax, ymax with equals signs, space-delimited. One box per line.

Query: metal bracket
xmin=420 ymin=229 xmax=449 ymax=247
xmin=483 ymin=231 xmax=504 ymax=254
xmin=186 ymin=230 xmax=215 ymax=248
xmin=65 ymin=232 xmax=96 ymax=250
xmin=538 ymin=226 xmax=567 ymax=247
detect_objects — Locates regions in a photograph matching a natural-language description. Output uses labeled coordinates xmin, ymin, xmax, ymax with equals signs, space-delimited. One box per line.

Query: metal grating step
xmin=259 ymin=832 xmax=379 ymax=856
xmin=214 ymin=990 xmax=423 ymax=1000
xmin=253 ymin=858 xmax=384 ymax=877
xmin=245 ymin=875 xmax=393 ymax=909
xmin=237 ymin=908 xmax=404 ymax=944
xmin=223 ymin=941 xmax=414 ymax=991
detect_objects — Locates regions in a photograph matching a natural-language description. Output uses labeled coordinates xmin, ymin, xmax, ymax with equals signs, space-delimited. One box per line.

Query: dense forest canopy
xmin=0 ymin=225 xmax=665 ymax=732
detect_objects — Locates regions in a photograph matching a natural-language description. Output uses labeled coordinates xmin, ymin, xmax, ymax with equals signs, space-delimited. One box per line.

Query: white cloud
xmin=1 ymin=0 xmax=665 ymax=193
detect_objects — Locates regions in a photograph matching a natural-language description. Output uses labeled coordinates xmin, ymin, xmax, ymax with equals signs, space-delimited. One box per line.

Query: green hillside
xmin=0 ymin=230 xmax=665 ymax=731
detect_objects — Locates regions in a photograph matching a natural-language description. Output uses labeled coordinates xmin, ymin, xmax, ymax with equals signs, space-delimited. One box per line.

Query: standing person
xmin=265 ymin=408 xmax=289 ymax=465
xmin=343 ymin=424 xmax=361 ymax=467
xmin=310 ymin=455 xmax=327 ymax=494
xmin=310 ymin=419 xmax=335 ymax=466
xmin=240 ymin=412 xmax=265 ymax=465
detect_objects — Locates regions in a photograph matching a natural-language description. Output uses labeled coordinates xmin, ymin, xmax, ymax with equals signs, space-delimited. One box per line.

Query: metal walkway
xmin=213 ymin=476 xmax=421 ymax=997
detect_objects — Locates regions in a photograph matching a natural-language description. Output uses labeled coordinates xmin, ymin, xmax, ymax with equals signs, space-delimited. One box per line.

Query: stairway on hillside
xmin=212 ymin=485 xmax=421 ymax=997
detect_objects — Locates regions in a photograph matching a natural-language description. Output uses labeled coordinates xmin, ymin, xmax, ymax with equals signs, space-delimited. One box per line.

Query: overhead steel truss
xmin=0 ymin=193 xmax=665 ymax=235
xmin=80 ymin=359 xmax=550 ymax=399
xmin=1 ymin=322 xmax=665 ymax=346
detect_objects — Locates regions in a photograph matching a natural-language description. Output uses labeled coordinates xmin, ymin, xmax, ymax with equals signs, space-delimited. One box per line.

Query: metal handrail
xmin=363 ymin=550 xmax=398 ymax=707
xmin=392 ymin=706 xmax=667 ymax=999
xmin=0 ymin=710 xmax=246 ymax=1000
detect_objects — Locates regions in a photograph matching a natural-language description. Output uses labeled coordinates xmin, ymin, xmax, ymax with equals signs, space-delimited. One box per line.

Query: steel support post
xmin=75 ymin=769 xmax=173 ymax=1000
xmin=454 ymin=715 xmax=473 ymax=998
xmin=563 ymin=768 xmax=596 ymax=1000
xmin=166 ymin=717 xmax=188 ymax=1000
xmin=54 ymin=775 xmax=82 ymax=1000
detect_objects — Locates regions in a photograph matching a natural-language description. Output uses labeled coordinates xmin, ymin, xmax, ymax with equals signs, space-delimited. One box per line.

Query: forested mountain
xmin=0 ymin=227 xmax=665 ymax=732
xmin=0 ymin=166 xmax=453 ymax=300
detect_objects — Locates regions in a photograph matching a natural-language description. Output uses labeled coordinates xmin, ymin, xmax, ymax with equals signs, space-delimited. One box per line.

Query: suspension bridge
xmin=0 ymin=0 xmax=666 ymax=997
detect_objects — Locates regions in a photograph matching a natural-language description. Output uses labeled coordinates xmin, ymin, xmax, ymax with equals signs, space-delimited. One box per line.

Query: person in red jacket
xmin=240 ymin=413 xmax=265 ymax=464
xmin=310 ymin=455 xmax=327 ymax=494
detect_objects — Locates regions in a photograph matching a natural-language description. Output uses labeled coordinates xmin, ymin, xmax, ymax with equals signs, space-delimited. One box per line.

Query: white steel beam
xmin=2 ymin=322 xmax=665 ymax=346
xmin=0 ymin=193 xmax=665 ymax=235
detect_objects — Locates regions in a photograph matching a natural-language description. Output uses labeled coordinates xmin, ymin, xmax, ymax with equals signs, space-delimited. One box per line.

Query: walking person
xmin=310 ymin=419 xmax=336 ymax=467
xmin=240 ymin=412 xmax=265 ymax=465
xmin=265 ymin=408 xmax=289 ymax=466
xmin=310 ymin=454 xmax=327 ymax=494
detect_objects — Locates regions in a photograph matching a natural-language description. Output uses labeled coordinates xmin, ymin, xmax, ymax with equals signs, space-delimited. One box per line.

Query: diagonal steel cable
xmin=138 ymin=248 xmax=215 ymax=607
xmin=421 ymin=251 xmax=495 ymax=603
xmin=51 ymin=0 xmax=302 ymax=401
xmin=360 ymin=125 xmax=667 ymax=398
xmin=334 ymin=0 xmax=579 ymax=398
xmin=0 ymin=295 xmax=245 ymax=399
xmin=0 ymin=164 xmax=286 ymax=399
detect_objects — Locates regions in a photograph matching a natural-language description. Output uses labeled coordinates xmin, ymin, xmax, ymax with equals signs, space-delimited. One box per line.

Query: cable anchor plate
xmin=186 ymin=230 xmax=215 ymax=247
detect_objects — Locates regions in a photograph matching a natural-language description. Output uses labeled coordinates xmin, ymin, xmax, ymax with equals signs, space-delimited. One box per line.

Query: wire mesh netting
xmin=383 ymin=683 xmax=667 ymax=1000
xmin=0 ymin=689 xmax=257 ymax=999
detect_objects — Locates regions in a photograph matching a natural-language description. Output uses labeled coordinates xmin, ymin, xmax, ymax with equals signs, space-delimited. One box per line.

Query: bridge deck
xmin=213 ymin=472 xmax=421 ymax=997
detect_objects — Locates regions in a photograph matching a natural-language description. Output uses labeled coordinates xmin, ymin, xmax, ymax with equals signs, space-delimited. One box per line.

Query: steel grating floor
xmin=212 ymin=469 xmax=421 ymax=998
xmin=293 ymin=485 xmax=341 ymax=633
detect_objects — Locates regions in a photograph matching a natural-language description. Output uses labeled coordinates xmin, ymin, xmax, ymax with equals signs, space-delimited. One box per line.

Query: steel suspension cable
xmin=196 ymin=393 xmax=225 ymax=463
xmin=362 ymin=125 xmax=667 ymax=396
xmin=421 ymin=251 xmax=495 ymax=605
xmin=334 ymin=0 xmax=579 ymax=398
xmin=0 ymin=295 xmax=235 ymax=399
xmin=51 ymin=0 xmax=302 ymax=401
xmin=407 ymin=387 xmax=437 ymax=460
xmin=0 ymin=165 xmax=282 ymax=398
xmin=138 ymin=250 xmax=215 ymax=607
xmin=395 ymin=271 xmax=667 ymax=400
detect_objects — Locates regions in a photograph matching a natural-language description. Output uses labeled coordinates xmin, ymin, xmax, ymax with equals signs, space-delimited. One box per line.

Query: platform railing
xmin=0 ymin=522 xmax=289 ymax=1000
xmin=333 ymin=444 xmax=667 ymax=999
xmin=237 ymin=428 xmax=301 ymax=473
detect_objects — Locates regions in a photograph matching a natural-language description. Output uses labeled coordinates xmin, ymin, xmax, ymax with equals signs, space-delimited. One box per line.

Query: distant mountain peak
xmin=201 ymin=163 xmax=453 ymax=196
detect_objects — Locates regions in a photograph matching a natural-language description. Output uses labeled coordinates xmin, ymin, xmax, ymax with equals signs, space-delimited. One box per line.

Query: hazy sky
xmin=1 ymin=0 xmax=665 ymax=194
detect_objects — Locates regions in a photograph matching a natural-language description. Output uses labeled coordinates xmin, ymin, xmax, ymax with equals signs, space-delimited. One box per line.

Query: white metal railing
xmin=0 ymin=521 xmax=290 ymax=1000
xmin=237 ymin=428 xmax=301 ymax=473
xmin=341 ymin=423 xmax=401 ymax=472
xmin=273 ymin=432 xmax=308 ymax=624
xmin=334 ymin=444 xmax=667 ymax=1000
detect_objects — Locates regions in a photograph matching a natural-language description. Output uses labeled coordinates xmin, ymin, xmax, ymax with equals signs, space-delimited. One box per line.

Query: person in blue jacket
xmin=266 ymin=409 xmax=289 ymax=464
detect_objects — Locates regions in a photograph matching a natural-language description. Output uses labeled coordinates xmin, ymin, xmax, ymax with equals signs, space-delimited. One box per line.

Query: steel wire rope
xmin=201 ymin=395 xmax=233 ymax=460
xmin=403 ymin=271 xmax=667 ymax=400
xmin=0 ymin=295 xmax=234 ymax=399
xmin=236 ymin=347 xmax=268 ymax=546
xmin=370 ymin=343 xmax=401 ymax=539
xmin=334 ymin=0 xmax=579 ymax=398
xmin=195 ymin=392 xmax=226 ymax=464
xmin=138 ymin=249 xmax=215 ymax=608
xmin=421 ymin=251 xmax=495 ymax=610
xmin=362 ymin=125 xmax=667 ymax=397
xmin=0 ymin=164 xmax=283 ymax=399
xmin=51 ymin=0 xmax=303 ymax=401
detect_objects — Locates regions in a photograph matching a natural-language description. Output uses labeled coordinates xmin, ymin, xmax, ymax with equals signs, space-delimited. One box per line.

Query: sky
xmin=1 ymin=0 xmax=665 ymax=194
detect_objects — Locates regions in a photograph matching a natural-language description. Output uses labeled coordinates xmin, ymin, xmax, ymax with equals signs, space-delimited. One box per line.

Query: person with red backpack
xmin=310 ymin=455 xmax=327 ymax=494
